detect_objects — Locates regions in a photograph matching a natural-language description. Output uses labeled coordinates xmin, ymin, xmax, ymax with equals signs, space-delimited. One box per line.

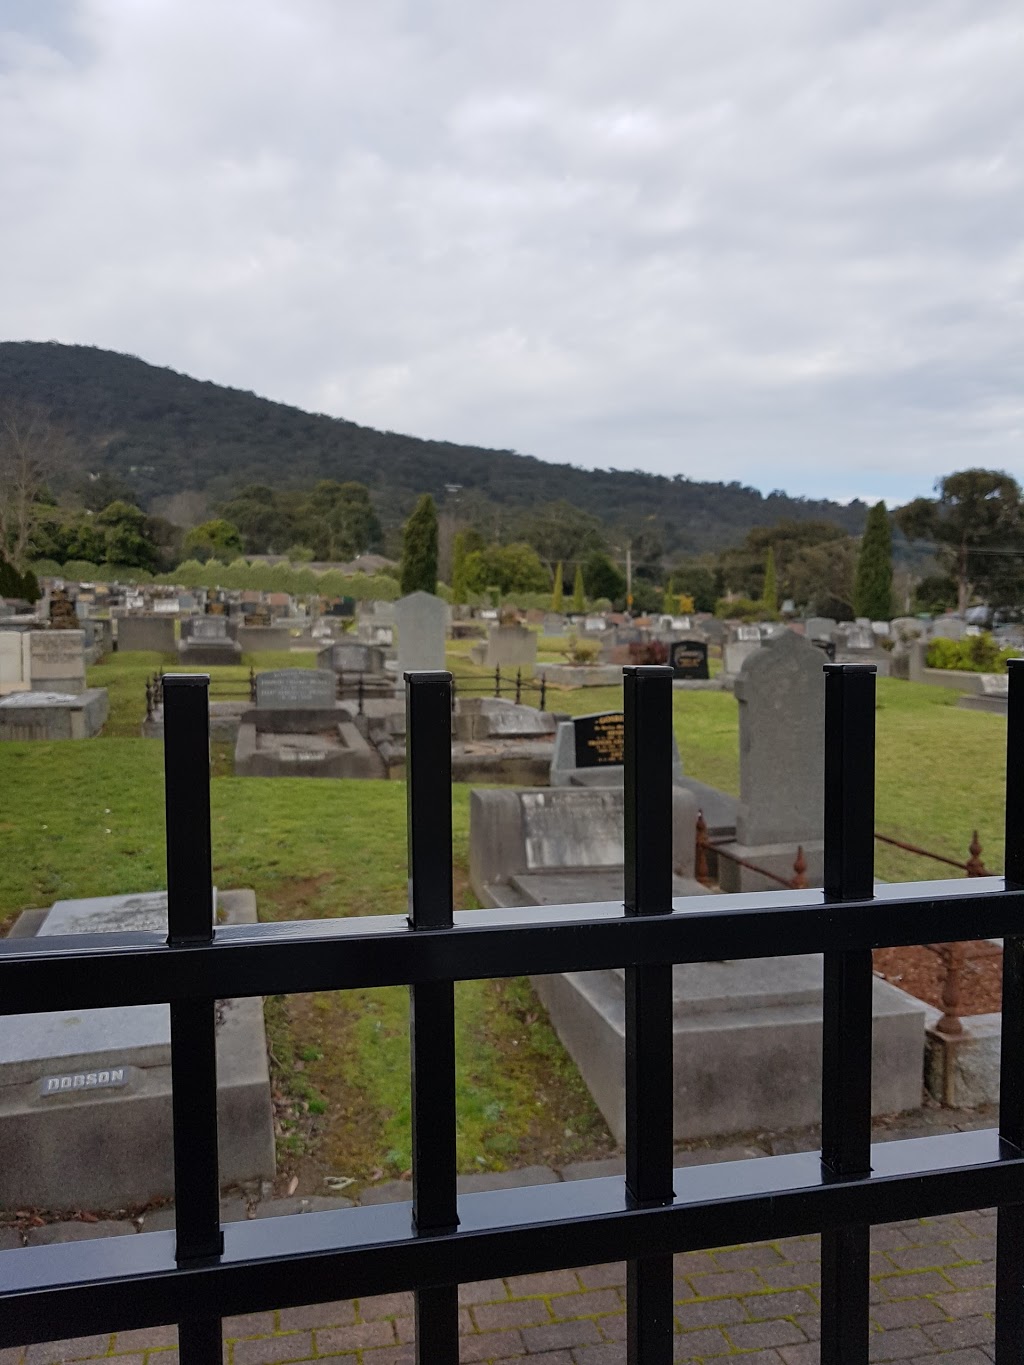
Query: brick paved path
xmin=3 ymin=1209 xmax=997 ymax=1365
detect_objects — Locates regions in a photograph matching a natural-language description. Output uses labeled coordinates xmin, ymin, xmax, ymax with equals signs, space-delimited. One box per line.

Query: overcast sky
xmin=1 ymin=0 xmax=1021 ymax=506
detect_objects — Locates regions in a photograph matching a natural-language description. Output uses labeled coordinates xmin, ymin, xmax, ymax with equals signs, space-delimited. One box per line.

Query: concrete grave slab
xmin=0 ymin=688 xmax=108 ymax=740
xmin=0 ymin=890 xmax=274 ymax=1209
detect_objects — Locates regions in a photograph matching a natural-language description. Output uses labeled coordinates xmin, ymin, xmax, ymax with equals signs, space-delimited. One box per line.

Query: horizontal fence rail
xmin=2 ymin=661 xmax=1024 ymax=1365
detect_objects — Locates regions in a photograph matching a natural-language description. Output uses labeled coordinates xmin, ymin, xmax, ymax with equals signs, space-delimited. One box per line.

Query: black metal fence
xmin=450 ymin=665 xmax=548 ymax=710
xmin=3 ymin=662 xmax=1024 ymax=1365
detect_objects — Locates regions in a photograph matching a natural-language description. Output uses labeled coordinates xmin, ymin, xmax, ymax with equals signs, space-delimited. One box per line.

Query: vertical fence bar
xmin=819 ymin=663 xmax=876 ymax=1365
xmin=405 ymin=671 xmax=460 ymax=1365
xmin=623 ymin=664 xmax=675 ymax=1364
xmin=995 ymin=659 xmax=1024 ymax=1365
xmin=162 ymin=674 xmax=223 ymax=1365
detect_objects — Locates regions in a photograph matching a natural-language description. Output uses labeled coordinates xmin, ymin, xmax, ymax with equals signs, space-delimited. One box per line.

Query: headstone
xmin=722 ymin=636 xmax=761 ymax=676
xmin=319 ymin=641 xmax=386 ymax=675
xmin=117 ymin=616 xmax=176 ymax=653
xmin=931 ymin=617 xmax=966 ymax=641
xmin=550 ymin=712 xmax=685 ymax=787
xmin=28 ymin=630 xmax=86 ymax=694
xmin=482 ymin=624 xmax=538 ymax=669
xmin=735 ymin=624 xmax=761 ymax=642
xmin=840 ymin=624 xmax=875 ymax=651
xmin=572 ymin=712 xmax=625 ymax=769
xmin=255 ymin=669 xmax=337 ymax=710
xmin=192 ymin=615 xmax=229 ymax=641
xmin=583 ymin=616 xmax=607 ymax=633
xmin=980 ymin=673 xmax=1009 ymax=697
xmin=543 ymin=614 xmax=568 ymax=636
xmin=0 ymin=632 xmax=26 ymax=692
xmin=805 ymin=617 xmax=837 ymax=640
xmin=396 ymin=592 xmax=448 ymax=675
xmin=669 ymin=640 xmax=710 ymax=681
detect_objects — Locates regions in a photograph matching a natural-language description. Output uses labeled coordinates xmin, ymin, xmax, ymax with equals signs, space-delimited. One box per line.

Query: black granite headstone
xmin=670 ymin=640 xmax=710 ymax=680
xmin=573 ymin=712 xmax=625 ymax=768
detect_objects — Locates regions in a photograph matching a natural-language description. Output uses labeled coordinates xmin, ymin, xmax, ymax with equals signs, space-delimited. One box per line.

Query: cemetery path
xmin=8 ymin=1207 xmax=998 ymax=1364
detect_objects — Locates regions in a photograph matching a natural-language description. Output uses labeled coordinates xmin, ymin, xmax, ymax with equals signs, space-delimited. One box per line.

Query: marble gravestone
xmin=0 ymin=890 xmax=274 ymax=1209
xmin=255 ymin=668 xmax=336 ymax=711
xmin=28 ymin=631 xmax=87 ymax=694
xmin=395 ymin=592 xmax=448 ymax=676
xmin=716 ymin=631 xmax=826 ymax=891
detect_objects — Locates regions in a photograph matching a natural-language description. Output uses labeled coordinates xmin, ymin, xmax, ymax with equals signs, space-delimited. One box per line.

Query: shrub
xmin=926 ymin=633 xmax=1018 ymax=672
xmin=562 ymin=635 xmax=601 ymax=665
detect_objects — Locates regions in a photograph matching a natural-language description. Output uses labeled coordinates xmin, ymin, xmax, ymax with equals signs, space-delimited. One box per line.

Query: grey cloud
xmin=0 ymin=0 xmax=1021 ymax=502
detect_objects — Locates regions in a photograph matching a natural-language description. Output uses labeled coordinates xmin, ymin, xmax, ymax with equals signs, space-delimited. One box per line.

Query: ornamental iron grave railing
xmin=2 ymin=662 xmax=1024 ymax=1365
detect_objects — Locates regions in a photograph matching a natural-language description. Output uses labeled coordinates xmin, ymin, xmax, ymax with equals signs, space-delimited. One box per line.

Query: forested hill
xmin=0 ymin=341 xmax=866 ymax=553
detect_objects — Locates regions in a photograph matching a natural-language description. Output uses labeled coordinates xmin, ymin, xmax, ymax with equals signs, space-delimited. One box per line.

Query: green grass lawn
xmin=0 ymin=650 xmax=1009 ymax=1192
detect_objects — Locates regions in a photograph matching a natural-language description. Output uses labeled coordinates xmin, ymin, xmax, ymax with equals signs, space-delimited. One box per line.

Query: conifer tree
xmin=451 ymin=531 xmax=469 ymax=605
xmin=855 ymin=501 xmax=893 ymax=620
xmin=663 ymin=585 xmax=675 ymax=614
xmin=572 ymin=564 xmax=585 ymax=612
xmin=400 ymin=494 xmax=438 ymax=595
xmin=761 ymin=547 xmax=778 ymax=613
xmin=552 ymin=561 xmax=564 ymax=612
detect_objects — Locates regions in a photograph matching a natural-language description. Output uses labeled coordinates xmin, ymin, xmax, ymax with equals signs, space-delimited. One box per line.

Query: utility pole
xmin=626 ymin=543 xmax=633 ymax=614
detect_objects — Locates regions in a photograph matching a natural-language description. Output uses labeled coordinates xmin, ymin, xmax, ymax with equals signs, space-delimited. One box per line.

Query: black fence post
xmin=405 ymin=670 xmax=460 ymax=1364
xmin=623 ymin=664 xmax=675 ymax=1364
xmin=996 ymin=659 xmax=1024 ymax=1364
xmin=162 ymin=674 xmax=223 ymax=1365
xmin=358 ymin=673 xmax=365 ymax=717
xmin=820 ymin=663 xmax=876 ymax=1365
xmin=539 ymin=673 xmax=546 ymax=712
xmin=494 ymin=665 xmax=501 ymax=699
xmin=515 ymin=668 xmax=522 ymax=705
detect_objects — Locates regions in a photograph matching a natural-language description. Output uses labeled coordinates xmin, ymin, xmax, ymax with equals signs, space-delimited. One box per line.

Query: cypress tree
xmin=19 ymin=568 xmax=40 ymax=602
xmin=662 ymin=585 xmax=675 ymax=614
xmin=400 ymin=494 xmax=438 ymax=595
xmin=572 ymin=564 xmax=585 ymax=613
xmin=855 ymin=501 xmax=894 ymax=620
xmin=761 ymin=548 xmax=778 ymax=613
xmin=552 ymin=562 xmax=564 ymax=612
xmin=451 ymin=531 xmax=469 ymax=605
xmin=0 ymin=557 xmax=22 ymax=599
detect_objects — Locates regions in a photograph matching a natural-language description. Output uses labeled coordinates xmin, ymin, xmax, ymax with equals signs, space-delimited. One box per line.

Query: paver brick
xmin=675 ymin=1298 xmax=749 ymax=1329
xmin=577 ymin=1265 xmax=626 ymax=1291
xmin=232 ymin=1333 xmax=314 ymax=1365
xmin=713 ymin=1245 xmax=784 ymax=1271
xmin=461 ymin=1280 xmax=510 ymax=1306
xmin=458 ymin=1328 xmax=525 ymax=1361
xmin=743 ymin=1290 xmax=818 ymax=1319
xmin=943 ymin=1266 xmax=995 ymax=1290
xmin=933 ymin=1291 xmax=995 ymax=1319
xmin=672 ymin=1252 xmax=718 ymax=1277
xmin=278 ymin=1302 xmax=356 ymax=1330
xmin=520 ymin=1320 xmax=603 ymax=1353
xmin=924 ymin=1320 xmax=994 ymax=1352
xmin=575 ymin=1346 xmax=625 ymax=1365
xmin=684 ymin=1269 xmax=764 ymax=1298
xmin=111 ymin=1326 xmax=179 ymax=1350
xmin=26 ymin=1339 xmax=112 ymax=1364
xmin=794 ymin=1315 xmax=821 ymax=1342
xmin=224 ymin=1314 xmax=277 ymax=1338
xmin=867 ymin=1327 xmax=935 ymax=1361
xmin=508 ymin=1270 xmax=580 ymax=1297
xmin=549 ymin=1291 xmax=621 ymax=1320
xmin=728 ymin=1320 xmax=808 ymax=1349
xmin=877 ymin=1272 xmax=956 ymax=1298
xmin=870 ymin=1227 xmax=916 ymax=1251
xmin=871 ymin=1299 xmax=948 ymax=1330
xmin=671 ymin=1327 xmax=731 ymax=1356
xmin=759 ymin=1265 xmax=822 ymax=1290
xmin=315 ymin=1321 xmax=395 ymax=1353
xmin=474 ymin=1300 xmax=553 ymax=1332
xmin=887 ymin=1248 xmax=968 ymax=1272
xmin=360 ymin=1293 xmax=415 ymax=1320
xmin=774 ymin=1238 xmax=820 ymax=1263
xmin=359 ymin=1347 xmax=414 ymax=1365
xmin=927 ymin=1351 xmax=991 ymax=1365
xmin=778 ymin=1344 xmax=820 ymax=1365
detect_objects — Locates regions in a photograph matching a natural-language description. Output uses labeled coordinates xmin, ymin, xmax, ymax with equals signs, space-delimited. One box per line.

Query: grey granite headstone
xmin=191 ymin=615 xmax=229 ymax=641
xmin=28 ymin=630 xmax=86 ymax=694
xmin=255 ymin=668 xmax=336 ymax=710
xmin=396 ymin=592 xmax=448 ymax=675
xmin=805 ymin=617 xmax=837 ymax=640
xmin=734 ymin=631 xmax=824 ymax=847
xmin=117 ymin=615 xmax=176 ymax=653
xmin=319 ymin=640 xmax=385 ymax=675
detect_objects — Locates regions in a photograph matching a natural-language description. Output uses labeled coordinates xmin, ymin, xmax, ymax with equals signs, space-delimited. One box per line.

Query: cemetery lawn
xmin=0 ymin=653 xmax=1009 ymax=1195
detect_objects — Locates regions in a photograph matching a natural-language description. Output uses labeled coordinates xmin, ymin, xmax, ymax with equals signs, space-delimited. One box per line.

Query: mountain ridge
xmin=0 ymin=341 xmax=868 ymax=554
